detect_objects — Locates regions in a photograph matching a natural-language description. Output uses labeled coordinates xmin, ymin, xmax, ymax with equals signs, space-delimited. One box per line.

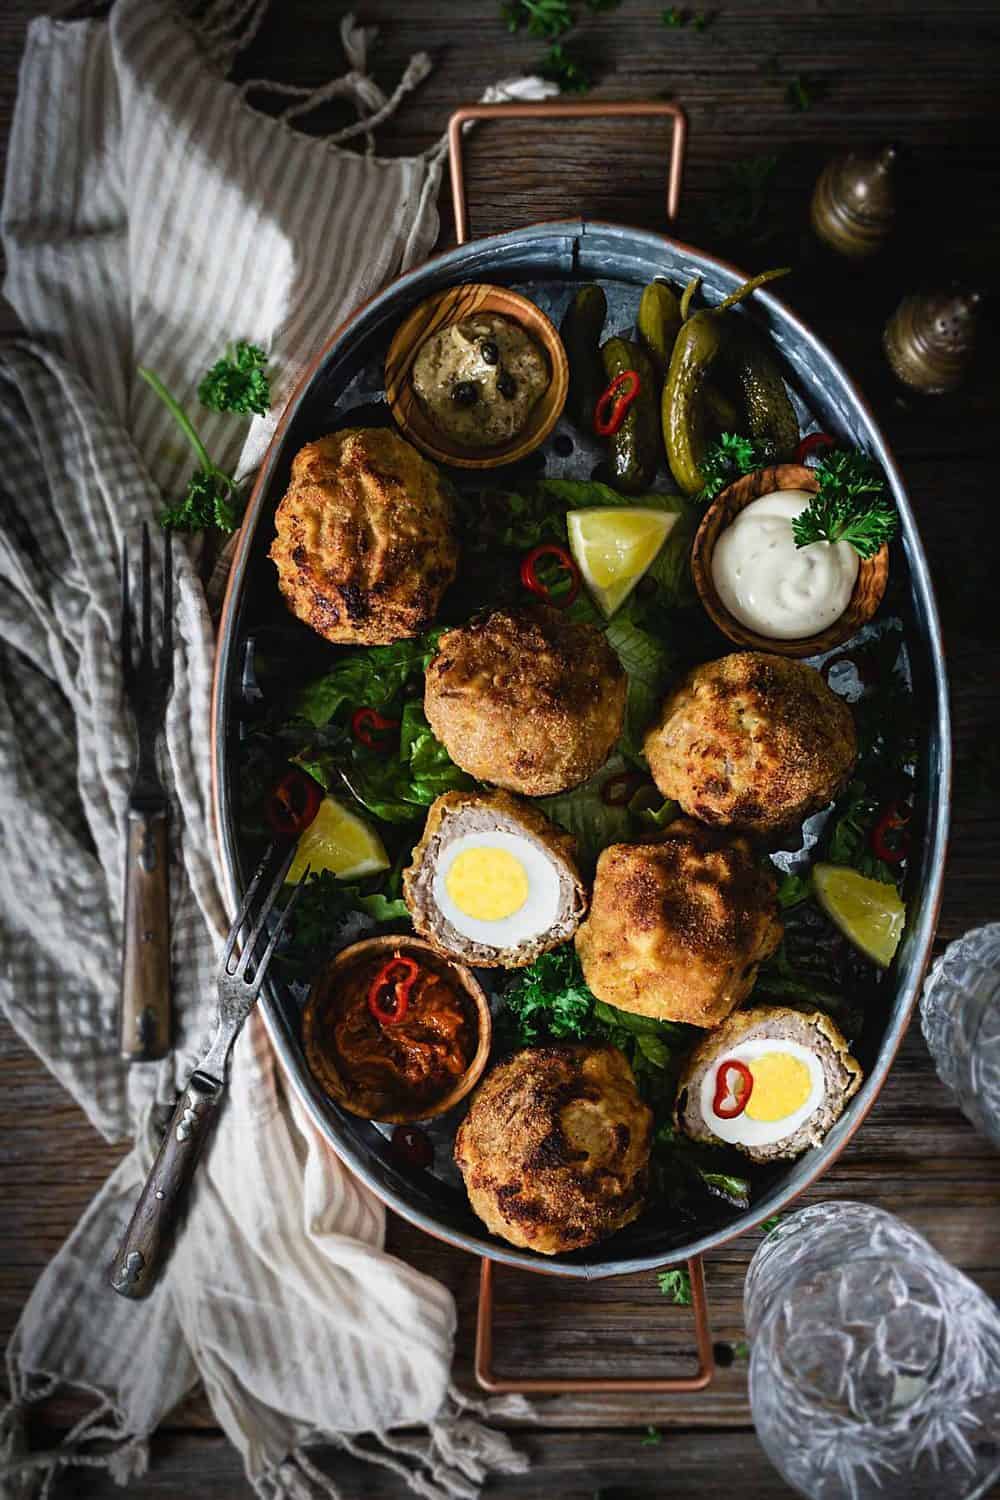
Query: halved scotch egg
xmin=675 ymin=1004 xmax=863 ymax=1163
xmin=403 ymin=790 xmax=587 ymax=968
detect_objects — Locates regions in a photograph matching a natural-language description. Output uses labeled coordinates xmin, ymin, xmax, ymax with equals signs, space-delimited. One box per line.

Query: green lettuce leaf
xmin=293 ymin=635 xmax=440 ymax=728
xmin=605 ymin=611 xmax=677 ymax=757
xmin=537 ymin=759 xmax=635 ymax=870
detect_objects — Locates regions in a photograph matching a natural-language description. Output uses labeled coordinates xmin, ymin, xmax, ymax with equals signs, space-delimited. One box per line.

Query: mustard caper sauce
xmin=411 ymin=314 xmax=549 ymax=448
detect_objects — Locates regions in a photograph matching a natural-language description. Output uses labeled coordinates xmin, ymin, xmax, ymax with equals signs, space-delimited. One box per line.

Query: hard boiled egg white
xmin=699 ymin=1038 xmax=826 ymax=1150
xmin=433 ymin=831 xmax=562 ymax=950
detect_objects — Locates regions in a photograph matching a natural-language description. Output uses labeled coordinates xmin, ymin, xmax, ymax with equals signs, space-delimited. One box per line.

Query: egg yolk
xmin=445 ymin=847 xmax=529 ymax=921
xmin=744 ymin=1051 xmax=813 ymax=1122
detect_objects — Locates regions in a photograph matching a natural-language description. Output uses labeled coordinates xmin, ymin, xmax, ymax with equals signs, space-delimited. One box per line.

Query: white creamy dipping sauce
xmin=711 ymin=490 xmax=859 ymax=640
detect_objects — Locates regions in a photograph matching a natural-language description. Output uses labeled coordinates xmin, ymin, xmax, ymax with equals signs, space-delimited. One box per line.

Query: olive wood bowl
xmin=691 ymin=462 xmax=889 ymax=659
xmin=384 ymin=282 xmax=568 ymax=469
xmin=302 ymin=935 xmax=492 ymax=1124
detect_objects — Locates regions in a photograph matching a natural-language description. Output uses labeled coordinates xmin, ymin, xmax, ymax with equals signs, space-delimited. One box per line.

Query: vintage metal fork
xmin=119 ymin=523 xmax=174 ymax=1061
xmin=109 ymin=843 xmax=305 ymax=1298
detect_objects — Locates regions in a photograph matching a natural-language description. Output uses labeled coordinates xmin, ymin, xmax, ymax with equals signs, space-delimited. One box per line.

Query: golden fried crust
xmin=454 ymin=1045 xmax=652 ymax=1255
xmin=403 ymin=789 xmax=587 ymax=968
xmin=644 ymin=652 xmax=857 ymax=837
xmin=574 ymin=819 xmax=783 ymax=1028
xmin=269 ymin=427 xmax=459 ymax=645
xmin=424 ymin=605 xmax=627 ymax=796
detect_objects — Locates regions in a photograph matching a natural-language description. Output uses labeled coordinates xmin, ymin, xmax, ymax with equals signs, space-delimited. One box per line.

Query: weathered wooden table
xmin=2 ymin=2 xmax=999 ymax=1495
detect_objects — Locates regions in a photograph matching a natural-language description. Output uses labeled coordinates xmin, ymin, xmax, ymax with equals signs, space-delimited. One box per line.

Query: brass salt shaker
xmin=884 ymin=289 xmax=982 ymax=394
xmin=810 ymin=144 xmax=897 ymax=258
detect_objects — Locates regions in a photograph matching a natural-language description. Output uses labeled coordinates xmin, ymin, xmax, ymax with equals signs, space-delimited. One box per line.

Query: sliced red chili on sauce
xmin=794 ymin=432 xmax=836 ymax=465
xmin=713 ymin=1059 xmax=754 ymax=1119
xmin=351 ymin=706 xmax=400 ymax=751
xmin=390 ymin=1124 xmax=434 ymax=1172
xmin=870 ymin=801 xmax=911 ymax=865
xmin=367 ymin=955 xmax=421 ymax=1026
xmin=266 ymin=768 xmax=323 ymax=837
xmin=594 ymin=370 xmax=641 ymax=437
xmin=519 ymin=543 xmax=581 ymax=608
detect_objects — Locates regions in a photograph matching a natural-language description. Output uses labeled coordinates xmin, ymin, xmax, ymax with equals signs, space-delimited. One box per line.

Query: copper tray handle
xmin=447 ymin=100 xmax=687 ymax=245
xmin=475 ymin=1254 xmax=713 ymax=1394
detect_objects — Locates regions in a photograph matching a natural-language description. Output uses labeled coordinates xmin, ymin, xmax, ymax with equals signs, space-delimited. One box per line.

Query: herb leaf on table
xmin=704 ymin=153 xmax=782 ymax=248
xmin=501 ymin=0 xmax=574 ymax=37
xmin=538 ymin=42 xmax=592 ymax=92
xmin=657 ymin=1267 xmax=692 ymax=1303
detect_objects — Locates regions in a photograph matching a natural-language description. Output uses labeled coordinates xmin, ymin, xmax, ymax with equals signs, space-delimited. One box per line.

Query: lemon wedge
xmin=286 ymin=795 xmax=390 ymax=884
xmin=567 ymin=507 xmax=678 ymax=618
xmin=812 ymin=862 xmax=906 ymax=968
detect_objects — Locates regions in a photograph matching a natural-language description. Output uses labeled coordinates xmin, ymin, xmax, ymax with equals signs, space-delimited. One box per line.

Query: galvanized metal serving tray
xmin=212 ymin=109 xmax=950 ymax=1370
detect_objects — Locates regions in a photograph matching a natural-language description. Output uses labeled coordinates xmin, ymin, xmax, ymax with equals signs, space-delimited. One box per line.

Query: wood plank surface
xmin=2 ymin=1 xmax=999 ymax=1497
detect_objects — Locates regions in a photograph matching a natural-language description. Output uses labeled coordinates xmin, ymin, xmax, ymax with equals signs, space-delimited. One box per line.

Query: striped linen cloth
xmin=0 ymin=3 xmax=547 ymax=1495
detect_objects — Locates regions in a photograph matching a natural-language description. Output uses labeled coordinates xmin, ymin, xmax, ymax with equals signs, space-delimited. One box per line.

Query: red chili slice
xmin=594 ymin=370 xmax=641 ymax=437
xmin=713 ymin=1059 xmax=754 ymax=1119
xmin=367 ymin=955 xmax=420 ymax=1026
xmin=519 ymin=543 xmax=581 ymax=608
xmin=266 ymin=769 xmax=323 ymax=837
xmin=870 ymin=801 xmax=911 ymax=865
xmin=351 ymin=706 xmax=400 ymax=751
xmin=794 ymin=432 xmax=836 ymax=465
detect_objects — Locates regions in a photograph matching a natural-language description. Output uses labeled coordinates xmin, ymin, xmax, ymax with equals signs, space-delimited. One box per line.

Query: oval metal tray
xmin=212 ymin=216 xmax=950 ymax=1281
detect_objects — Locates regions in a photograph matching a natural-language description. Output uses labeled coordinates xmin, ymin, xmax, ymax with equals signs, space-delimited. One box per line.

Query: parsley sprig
xmin=501 ymin=0 xmax=573 ymax=37
xmin=138 ymin=366 xmax=239 ymax=533
xmin=792 ymin=450 xmax=898 ymax=559
xmin=657 ymin=1267 xmax=692 ymax=1304
xmin=197 ymin=341 xmax=270 ymax=416
xmin=538 ymin=41 xmax=592 ymax=92
xmin=696 ymin=432 xmax=776 ymax=504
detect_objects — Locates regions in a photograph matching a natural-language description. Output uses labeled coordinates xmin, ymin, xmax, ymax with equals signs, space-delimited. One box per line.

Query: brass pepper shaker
xmin=810 ymin=144 xmax=897 ymax=258
xmin=884 ymin=288 xmax=982 ymax=394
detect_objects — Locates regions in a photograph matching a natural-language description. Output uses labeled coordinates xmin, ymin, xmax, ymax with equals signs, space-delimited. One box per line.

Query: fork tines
xmin=223 ymin=843 xmax=305 ymax=995
xmin=121 ymin=522 xmax=174 ymax=700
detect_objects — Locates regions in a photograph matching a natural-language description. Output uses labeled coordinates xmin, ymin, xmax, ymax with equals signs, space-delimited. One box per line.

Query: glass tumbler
xmin=921 ymin=922 xmax=1000 ymax=1148
xmin=744 ymin=1201 xmax=1000 ymax=1500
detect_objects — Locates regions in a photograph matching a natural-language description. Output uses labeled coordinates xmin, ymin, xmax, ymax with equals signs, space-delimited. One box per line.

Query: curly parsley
xmin=139 ymin=366 xmax=239 ymax=533
xmin=501 ymin=0 xmax=573 ymax=37
xmin=657 ymin=1267 xmax=692 ymax=1304
xmin=538 ymin=41 xmax=592 ymax=92
xmin=696 ymin=432 xmax=776 ymax=504
xmin=792 ymin=450 xmax=898 ymax=559
xmin=197 ymin=341 xmax=270 ymax=416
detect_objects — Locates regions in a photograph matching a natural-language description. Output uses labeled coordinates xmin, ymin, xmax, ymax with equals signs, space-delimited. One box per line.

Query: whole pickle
xmin=637 ymin=280 xmax=682 ymax=377
xmin=724 ymin=318 xmax=800 ymax=459
xmin=661 ymin=267 xmax=791 ymax=495
xmin=662 ymin=311 xmax=727 ymax=495
xmin=561 ymin=284 xmax=607 ymax=430
xmin=703 ymin=382 xmax=742 ymax=435
xmin=600 ymin=336 xmax=661 ymax=494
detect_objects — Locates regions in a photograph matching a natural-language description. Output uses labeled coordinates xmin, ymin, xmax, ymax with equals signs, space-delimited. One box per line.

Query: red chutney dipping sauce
xmin=304 ymin=948 xmax=477 ymax=1120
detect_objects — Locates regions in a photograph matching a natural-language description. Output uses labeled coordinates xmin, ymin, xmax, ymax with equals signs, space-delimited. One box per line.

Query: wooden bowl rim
xmin=384 ymin=281 xmax=568 ymax=470
xmin=691 ymin=462 xmax=890 ymax=658
xmin=302 ymin=934 xmax=492 ymax=1124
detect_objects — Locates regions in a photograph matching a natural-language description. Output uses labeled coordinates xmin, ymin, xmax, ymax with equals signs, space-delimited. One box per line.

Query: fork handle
xmin=120 ymin=807 xmax=171 ymax=1061
xmin=109 ymin=1069 xmax=225 ymax=1298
